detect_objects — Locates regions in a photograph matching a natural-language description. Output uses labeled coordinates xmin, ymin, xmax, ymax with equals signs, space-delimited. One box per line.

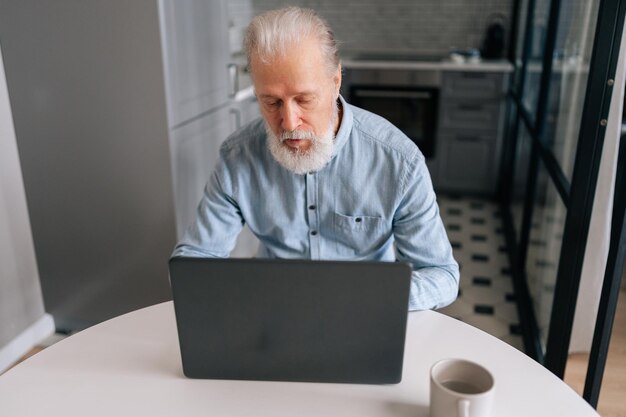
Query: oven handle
xmin=353 ymin=90 xmax=434 ymax=99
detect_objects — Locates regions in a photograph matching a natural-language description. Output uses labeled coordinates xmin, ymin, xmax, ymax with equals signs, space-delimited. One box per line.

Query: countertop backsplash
xmin=238 ymin=0 xmax=514 ymax=58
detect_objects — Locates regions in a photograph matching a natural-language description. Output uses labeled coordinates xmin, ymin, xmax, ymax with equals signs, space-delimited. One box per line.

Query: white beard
xmin=266 ymin=105 xmax=338 ymax=175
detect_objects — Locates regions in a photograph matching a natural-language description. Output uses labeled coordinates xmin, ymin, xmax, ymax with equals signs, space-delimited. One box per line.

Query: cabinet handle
xmin=227 ymin=63 xmax=239 ymax=97
xmin=230 ymin=108 xmax=241 ymax=130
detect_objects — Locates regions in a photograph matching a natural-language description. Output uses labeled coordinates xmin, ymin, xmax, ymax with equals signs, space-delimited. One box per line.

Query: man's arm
xmin=172 ymin=157 xmax=244 ymax=258
xmin=393 ymin=155 xmax=460 ymax=311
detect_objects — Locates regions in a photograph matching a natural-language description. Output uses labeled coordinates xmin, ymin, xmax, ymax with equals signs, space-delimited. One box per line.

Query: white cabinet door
xmin=159 ymin=0 xmax=230 ymax=127
xmin=170 ymin=106 xmax=232 ymax=237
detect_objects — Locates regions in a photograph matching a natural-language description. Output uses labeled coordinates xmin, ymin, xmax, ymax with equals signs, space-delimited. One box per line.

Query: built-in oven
xmin=345 ymin=68 xmax=441 ymax=159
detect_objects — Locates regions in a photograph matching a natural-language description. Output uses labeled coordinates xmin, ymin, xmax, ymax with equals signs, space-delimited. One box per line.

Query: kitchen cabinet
xmin=160 ymin=0 xmax=232 ymax=238
xmin=160 ymin=0 xmax=228 ymax=226
xmin=159 ymin=0 xmax=231 ymax=127
xmin=438 ymin=131 xmax=498 ymax=186
xmin=436 ymin=71 xmax=508 ymax=195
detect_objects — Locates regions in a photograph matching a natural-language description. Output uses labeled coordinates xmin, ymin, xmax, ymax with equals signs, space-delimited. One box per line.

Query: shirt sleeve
xmin=171 ymin=153 xmax=244 ymax=259
xmin=393 ymin=153 xmax=460 ymax=311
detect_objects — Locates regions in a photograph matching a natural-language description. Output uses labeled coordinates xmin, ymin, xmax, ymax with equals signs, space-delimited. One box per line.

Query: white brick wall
xmin=246 ymin=0 xmax=514 ymax=57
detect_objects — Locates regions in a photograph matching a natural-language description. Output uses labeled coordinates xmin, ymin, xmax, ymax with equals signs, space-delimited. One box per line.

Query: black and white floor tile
xmin=436 ymin=195 xmax=524 ymax=352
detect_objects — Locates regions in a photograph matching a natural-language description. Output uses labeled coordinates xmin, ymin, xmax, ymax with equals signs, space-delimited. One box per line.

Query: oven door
xmin=349 ymin=86 xmax=438 ymax=158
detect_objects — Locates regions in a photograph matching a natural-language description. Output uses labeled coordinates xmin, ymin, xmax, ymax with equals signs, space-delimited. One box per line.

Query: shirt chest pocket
xmin=333 ymin=212 xmax=387 ymax=256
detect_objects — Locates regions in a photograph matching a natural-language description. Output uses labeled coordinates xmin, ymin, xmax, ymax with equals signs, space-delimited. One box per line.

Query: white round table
xmin=0 ymin=302 xmax=599 ymax=416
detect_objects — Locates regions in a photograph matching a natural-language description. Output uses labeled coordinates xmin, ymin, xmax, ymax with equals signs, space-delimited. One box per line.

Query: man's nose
xmin=280 ymin=102 xmax=301 ymax=132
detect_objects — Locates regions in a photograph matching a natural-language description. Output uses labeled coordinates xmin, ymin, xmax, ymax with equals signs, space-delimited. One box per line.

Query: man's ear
xmin=333 ymin=64 xmax=342 ymax=98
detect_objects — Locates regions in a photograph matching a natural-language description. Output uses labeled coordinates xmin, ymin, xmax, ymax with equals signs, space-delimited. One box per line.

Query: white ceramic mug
xmin=430 ymin=359 xmax=494 ymax=417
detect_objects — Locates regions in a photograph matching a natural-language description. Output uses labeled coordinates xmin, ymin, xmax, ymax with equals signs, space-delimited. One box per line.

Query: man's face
xmin=251 ymin=36 xmax=342 ymax=155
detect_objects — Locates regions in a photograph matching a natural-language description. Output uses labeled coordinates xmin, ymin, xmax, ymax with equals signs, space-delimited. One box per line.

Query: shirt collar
xmin=331 ymin=95 xmax=353 ymax=159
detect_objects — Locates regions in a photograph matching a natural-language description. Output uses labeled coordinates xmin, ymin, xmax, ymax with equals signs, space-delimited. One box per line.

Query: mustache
xmin=280 ymin=130 xmax=317 ymax=141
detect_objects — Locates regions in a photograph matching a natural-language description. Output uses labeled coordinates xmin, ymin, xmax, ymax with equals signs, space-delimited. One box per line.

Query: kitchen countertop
xmin=342 ymin=56 xmax=513 ymax=72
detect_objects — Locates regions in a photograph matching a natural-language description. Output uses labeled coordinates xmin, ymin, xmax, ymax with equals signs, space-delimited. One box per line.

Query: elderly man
xmin=173 ymin=6 xmax=459 ymax=311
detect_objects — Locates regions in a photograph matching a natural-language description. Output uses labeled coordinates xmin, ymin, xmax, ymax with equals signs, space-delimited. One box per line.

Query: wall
xmin=249 ymin=0 xmax=513 ymax=56
xmin=0 ymin=45 xmax=53 ymax=374
xmin=0 ymin=2 xmax=177 ymax=331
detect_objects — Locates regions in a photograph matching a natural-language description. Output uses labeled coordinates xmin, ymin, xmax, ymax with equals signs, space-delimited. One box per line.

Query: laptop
xmin=168 ymin=257 xmax=412 ymax=384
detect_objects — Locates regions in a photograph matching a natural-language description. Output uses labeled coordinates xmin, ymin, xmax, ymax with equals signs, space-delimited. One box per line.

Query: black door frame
xmin=500 ymin=0 xmax=626 ymax=405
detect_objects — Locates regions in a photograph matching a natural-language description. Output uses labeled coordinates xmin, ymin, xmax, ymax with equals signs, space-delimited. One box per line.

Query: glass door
xmin=500 ymin=0 xmax=625 ymax=379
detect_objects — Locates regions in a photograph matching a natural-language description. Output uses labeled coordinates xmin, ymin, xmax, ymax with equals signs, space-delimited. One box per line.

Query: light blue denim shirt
xmin=173 ymin=95 xmax=459 ymax=310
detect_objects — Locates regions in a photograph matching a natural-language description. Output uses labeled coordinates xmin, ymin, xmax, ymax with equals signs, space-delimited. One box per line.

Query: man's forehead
xmin=252 ymin=74 xmax=324 ymax=96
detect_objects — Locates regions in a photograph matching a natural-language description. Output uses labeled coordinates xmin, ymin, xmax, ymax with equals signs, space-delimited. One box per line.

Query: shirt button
xmin=310 ymin=230 xmax=318 ymax=236
xmin=309 ymin=205 xmax=316 ymax=210
xmin=355 ymin=217 xmax=362 ymax=223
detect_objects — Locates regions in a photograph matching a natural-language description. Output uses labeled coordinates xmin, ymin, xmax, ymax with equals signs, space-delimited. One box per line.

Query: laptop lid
xmin=169 ymin=257 xmax=411 ymax=384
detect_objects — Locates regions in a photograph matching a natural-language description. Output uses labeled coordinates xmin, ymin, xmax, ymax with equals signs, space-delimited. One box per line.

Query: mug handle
xmin=457 ymin=399 xmax=470 ymax=417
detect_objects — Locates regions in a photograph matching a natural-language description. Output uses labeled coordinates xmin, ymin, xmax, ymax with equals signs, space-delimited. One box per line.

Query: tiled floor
xmin=436 ymin=195 xmax=524 ymax=352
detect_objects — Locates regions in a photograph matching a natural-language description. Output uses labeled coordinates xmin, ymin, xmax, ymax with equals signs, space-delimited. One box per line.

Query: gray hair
xmin=243 ymin=6 xmax=340 ymax=75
